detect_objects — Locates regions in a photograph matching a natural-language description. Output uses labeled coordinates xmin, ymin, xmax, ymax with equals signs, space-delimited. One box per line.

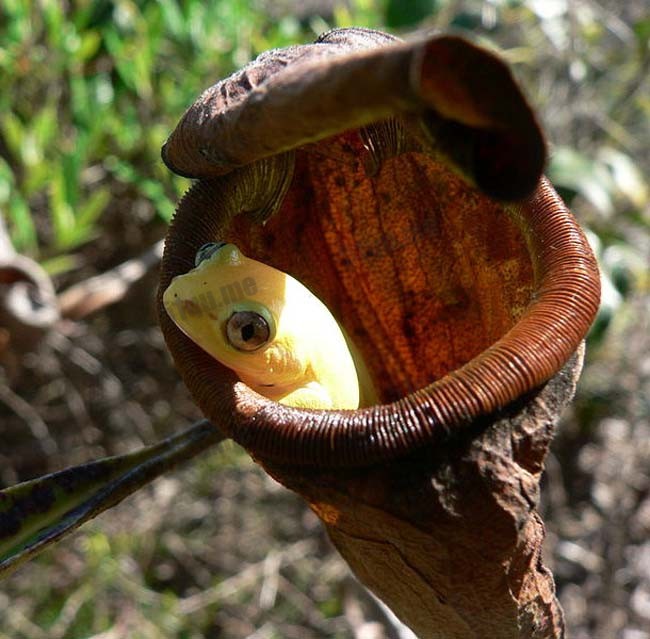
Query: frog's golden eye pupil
xmin=226 ymin=311 xmax=270 ymax=352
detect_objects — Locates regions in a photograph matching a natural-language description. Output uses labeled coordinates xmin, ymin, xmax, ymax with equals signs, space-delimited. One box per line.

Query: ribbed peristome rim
xmin=157 ymin=29 xmax=600 ymax=468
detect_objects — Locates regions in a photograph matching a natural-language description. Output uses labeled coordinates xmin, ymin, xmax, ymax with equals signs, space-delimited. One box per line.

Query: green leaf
xmin=75 ymin=29 xmax=102 ymax=62
xmin=32 ymin=102 xmax=58 ymax=154
xmin=1 ymin=110 xmax=26 ymax=162
xmin=106 ymin=157 xmax=177 ymax=221
xmin=103 ymin=21 xmax=154 ymax=100
xmin=3 ymin=0 xmax=32 ymax=44
xmin=50 ymin=165 xmax=77 ymax=249
xmin=70 ymin=73 xmax=92 ymax=126
xmin=62 ymin=147 xmax=85 ymax=209
xmin=41 ymin=0 xmax=65 ymax=49
xmin=633 ymin=18 xmax=650 ymax=48
xmin=7 ymin=192 xmax=37 ymax=253
xmin=0 ymin=158 xmax=37 ymax=251
xmin=48 ymin=141 xmax=105 ymax=252
xmin=0 ymin=420 xmax=225 ymax=580
xmin=0 ymin=157 xmax=14 ymax=204
xmin=22 ymin=162 xmax=50 ymax=197
xmin=139 ymin=178 xmax=175 ymax=221
xmin=76 ymin=186 xmax=110 ymax=230
xmin=157 ymin=0 xmax=185 ymax=41
xmin=41 ymin=253 xmax=80 ymax=277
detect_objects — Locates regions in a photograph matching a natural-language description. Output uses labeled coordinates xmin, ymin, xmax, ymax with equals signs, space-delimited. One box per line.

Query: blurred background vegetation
xmin=0 ymin=1 xmax=648 ymax=638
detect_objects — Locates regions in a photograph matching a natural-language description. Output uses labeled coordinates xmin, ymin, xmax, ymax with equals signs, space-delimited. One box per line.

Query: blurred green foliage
xmin=0 ymin=0 xmax=383 ymax=273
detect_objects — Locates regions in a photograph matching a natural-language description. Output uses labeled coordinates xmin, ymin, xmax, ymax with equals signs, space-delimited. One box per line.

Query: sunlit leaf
xmin=41 ymin=253 xmax=81 ymax=277
xmin=548 ymin=146 xmax=615 ymax=215
xmin=598 ymin=147 xmax=649 ymax=209
xmin=1 ymin=110 xmax=27 ymax=163
xmin=77 ymin=187 xmax=110 ymax=230
xmin=32 ymin=103 xmax=58 ymax=155
xmin=3 ymin=0 xmax=32 ymax=44
xmin=41 ymin=0 xmax=65 ymax=47
xmin=7 ymin=191 xmax=37 ymax=253
xmin=0 ymin=158 xmax=37 ymax=251
xmin=70 ymin=73 xmax=93 ymax=126
xmin=75 ymin=30 xmax=102 ymax=62
xmin=157 ymin=0 xmax=185 ymax=40
xmin=0 ymin=158 xmax=14 ymax=205
xmin=105 ymin=156 xmax=175 ymax=221
xmin=50 ymin=165 xmax=77 ymax=249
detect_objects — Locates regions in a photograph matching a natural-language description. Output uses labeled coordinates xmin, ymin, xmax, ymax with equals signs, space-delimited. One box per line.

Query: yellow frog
xmin=163 ymin=242 xmax=360 ymax=409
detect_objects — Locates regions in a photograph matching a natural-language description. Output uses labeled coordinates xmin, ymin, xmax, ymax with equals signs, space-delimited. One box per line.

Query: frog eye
xmin=195 ymin=242 xmax=227 ymax=266
xmin=225 ymin=311 xmax=271 ymax=352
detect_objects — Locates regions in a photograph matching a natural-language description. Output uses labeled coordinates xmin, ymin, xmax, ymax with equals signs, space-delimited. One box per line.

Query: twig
xmin=57 ymin=240 xmax=164 ymax=320
xmin=0 ymin=371 xmax=59 ymax=455
xmin=0 ymin=215 xmax=59 ymax=350
xmin=3 ymin=606 xmax=48 ymax=639
xmin=244 ymin=623 xmax=274 ymax=639
xmin=48 ymin=583 xmax=94 ymax=639
xmin=258 ymin=550 xmax=281 ymax=610
xmin=583 ymin=0 xmax=635 ymax=42
xmin=85 ymin=628 xmax=121 ymax=639
xmin=276 ymin=573 xmax=342 ymax=633
xmin=179 ymin=539 xmax=315 ymax=615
